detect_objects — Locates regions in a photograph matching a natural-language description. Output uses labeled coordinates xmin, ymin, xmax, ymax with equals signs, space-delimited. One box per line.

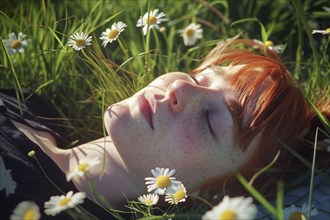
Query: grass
xmin=1 ymin=0 xmax=329 ymax=219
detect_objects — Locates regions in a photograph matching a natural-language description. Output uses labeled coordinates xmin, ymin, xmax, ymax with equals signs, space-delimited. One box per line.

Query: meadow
xmin=1 ymin=0 xmax=329 ymax=219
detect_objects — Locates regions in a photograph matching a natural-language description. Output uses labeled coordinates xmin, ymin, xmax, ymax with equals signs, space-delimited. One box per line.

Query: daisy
xmin=3 ymin=32 xmax=30 ymax=54
xmin=44 ymin=191 xmax=86 ymax=216
xmin=283 ymin=203 xmax=318 ymax=220
xmin=202 ymin=196 xmax=257 ymax=220
xmin=145 ymin=167 xmax=180 ymax=195
xmin=312 ymin=28 xmax=330 ymax=35
xmin=138 ymin=194 xmax=159 ymax=206
xmin=165 ymin=182 xmax=187 ymax=205
xmin=136 ymin=9 xmax=168 ymax=35
xmin=179 ymin=23 xmax=203 ymax=46
xmin=253 ymin=39 xmax=286 ymax=53
xmin=67 ymin=32 xmax=92 ymax=51
xmin=100 ymin=21 xmax=127 ymax=47
xmin=10 ymin=201 xmax=40 ymax=220
xmin=66 ymin=157 xmax=101 ymax=181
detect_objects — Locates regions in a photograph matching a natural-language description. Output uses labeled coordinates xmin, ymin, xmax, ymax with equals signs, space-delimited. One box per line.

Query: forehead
xmin=195 ymin=66 xmax=242 ymax=96
xmin=197 ymin=65 xmax=245 ymax=77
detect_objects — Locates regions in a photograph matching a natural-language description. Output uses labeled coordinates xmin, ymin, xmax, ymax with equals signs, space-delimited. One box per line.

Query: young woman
xmin=1 ymin=37 xmax=329 ymax=219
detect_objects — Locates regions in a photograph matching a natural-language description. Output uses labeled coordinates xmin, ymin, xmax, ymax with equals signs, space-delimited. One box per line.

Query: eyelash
xmin=191 ymin=75 xmax=215 ymax=138
xmin=205 ymin=110 xmax=216 ymax=138
xmin=190 ymin=75 xmax=199 ymax=85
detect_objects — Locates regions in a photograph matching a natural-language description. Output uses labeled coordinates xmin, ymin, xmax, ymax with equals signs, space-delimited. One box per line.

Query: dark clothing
xmin=0 ymin=89 xmax=111 ymax=219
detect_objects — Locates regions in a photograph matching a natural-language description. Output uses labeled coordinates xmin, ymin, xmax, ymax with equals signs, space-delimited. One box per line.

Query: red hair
xmin=191 ymin=37 xmax=329 ymax=199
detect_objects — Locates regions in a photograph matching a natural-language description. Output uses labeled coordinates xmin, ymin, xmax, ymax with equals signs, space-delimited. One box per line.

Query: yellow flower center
xmin=144 ymin=198 xmax=154 ymax=206
xmin=108 ymin=29 xmax=119 ymax=39
xmin=174 ymin=189 xmax=186 ymax=201
xmin=23 ymin=209 xmax=37 ymax=220
xmin=265 ymin=40 xmax=274 ymax=47
xmin=155 ymin=175 xmax=171 ymax=188
xmin=78 ymin=163 xmax=89 ymax=172
xmin=219 ymin=210 xmax=237 ymax=220
xmin=148 ymin=16 xmax=157 ymax=25
xmin=326 ymin=28 xmax=330 ymax=34
xmin=185 ymin=29 xmax=195 ymax=38
xmin=59 ymin=197 xmax=71 ymax=206
xmin=289 ymin=211 xmax=305 ymax=220
xmin=75 ymin=39 xmax=86 ymax=47
xmin=11 ymin=39 xmax=22 ymax=49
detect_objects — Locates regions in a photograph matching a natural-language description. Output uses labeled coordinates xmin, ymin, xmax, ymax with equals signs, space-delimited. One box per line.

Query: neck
xmin=67 ymin=136 xmax=142 ymax=207
xmin=10 ymin=119 xmax=70 ymax=171
xmin=11 ymin=119 xmax=141 ymax=206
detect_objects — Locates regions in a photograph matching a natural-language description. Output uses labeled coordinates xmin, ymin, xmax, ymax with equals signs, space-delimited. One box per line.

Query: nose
xmin=167 ymin=80 xmax=196 ymax=114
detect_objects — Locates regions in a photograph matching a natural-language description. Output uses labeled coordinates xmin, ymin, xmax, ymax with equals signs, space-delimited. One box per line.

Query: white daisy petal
xmin=3 ymin=32 xmax=30 ymax=54
xmin=147 ymin=184 xmax=158 ymax=193
xmin=312 ymin=28 xmax=330 ymax=35
xmin=252 ymin=39 xmax=286 ymax=53
xmin=145 ymin=167 xmax=179 ymax=195
xmin=44 ymin=191 xmax=86 ymax=216
xmin=66 ymin=157 xmax=101 ymax=181
xmin=272 ymin=44 xmax=287 ymax=53
xmin=202 ymin=196 xmax=257 ymax=220
xmin=138 ymin=194 xmax=159 ymax=206
xmin=68 ymin=32 xmax=92 ymax=51
xmin=8 ymin=32 xmax=16 ymax=39
xmin=136 ymin=9 xmax=168 ymax=35
xmin=165 ymin=182 xmax=187 ymax=205
xmin=142 ymin=25 xmax=149 ymax=36
xmin=179 ymin=23 xmax=203 ymax=46
xmin=10 ymin=201 xmax=40 ymax=220
xmin=151 ymin=168 xmax=159 ymax=177
xmin=283 ymin=203 xmax=318 ymax=220
xmin=100 ymin=21 xmax=127 ymax=47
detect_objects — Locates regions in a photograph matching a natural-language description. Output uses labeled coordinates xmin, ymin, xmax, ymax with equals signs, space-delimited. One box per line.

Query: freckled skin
xmin=56 ymin=68 xmax=261 ymax=205
xmin=17 ymin=67 xmax=262 ymax=205
xmin=104 ymin=70 xmax=258 ymax=193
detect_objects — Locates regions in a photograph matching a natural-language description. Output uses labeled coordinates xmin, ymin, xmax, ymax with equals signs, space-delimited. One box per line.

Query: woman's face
xmin=104 ymin=67 xmax=258 ymax=190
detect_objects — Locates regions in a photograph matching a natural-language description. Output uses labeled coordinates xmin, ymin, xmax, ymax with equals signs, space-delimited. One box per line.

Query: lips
xmin=138 ymin=94 xmax=154 ymax=129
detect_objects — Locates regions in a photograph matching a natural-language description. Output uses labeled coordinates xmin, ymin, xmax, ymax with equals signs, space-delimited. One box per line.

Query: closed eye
xmin=206 ymin=110 xmax=216 ymax=138
xmin=190 ymin=75 xmax=199 ymax=85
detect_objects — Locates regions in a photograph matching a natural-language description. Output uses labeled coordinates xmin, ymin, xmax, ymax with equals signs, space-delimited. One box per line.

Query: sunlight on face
xmin=104 ymin=66 xmax=259 ymax=190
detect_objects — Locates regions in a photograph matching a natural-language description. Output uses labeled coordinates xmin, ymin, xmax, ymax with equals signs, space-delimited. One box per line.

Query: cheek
xmin=167 ymin=120 xmax=205 ymax=149
xmin=104 ymin=100 xmax=130 ymax=135
xmin=155 ymin=129 xmax=202 ymax=164
xmin=158 ymin=126 xmax=212 ymax=172
xmin=134 ymin=119 xmax=203 ymax=169
xmin=167 ymin=125 xmax=244 ymax=182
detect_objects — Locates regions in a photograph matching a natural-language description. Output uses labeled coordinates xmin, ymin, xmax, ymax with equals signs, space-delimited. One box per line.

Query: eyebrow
xmin=211 ymin=65 xmax=226 ymax=75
